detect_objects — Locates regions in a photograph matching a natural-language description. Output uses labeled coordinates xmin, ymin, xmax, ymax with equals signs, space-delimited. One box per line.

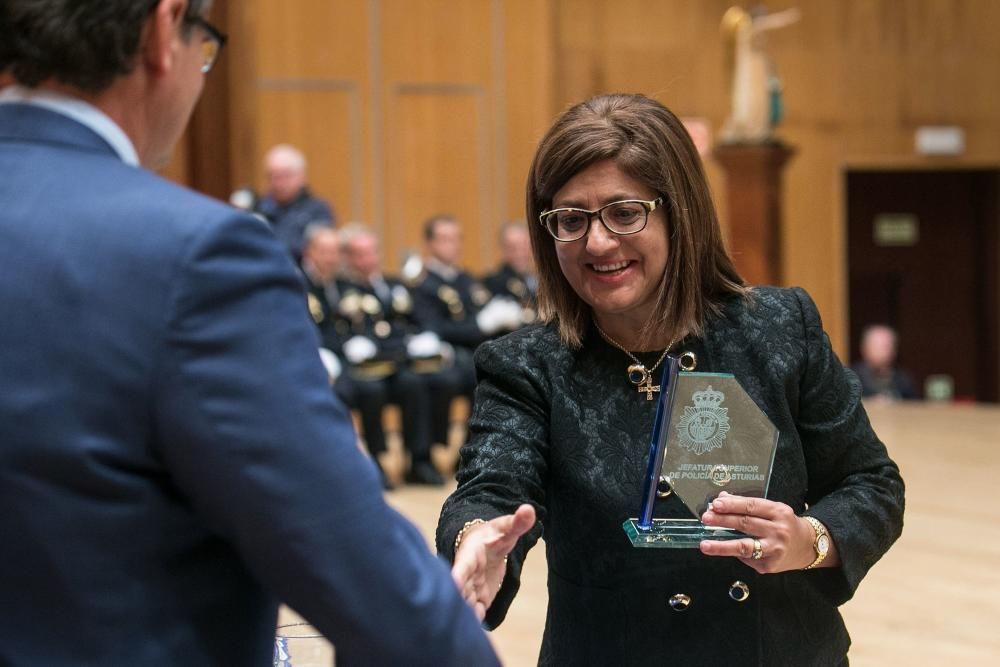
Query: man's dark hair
xmin=423 ymin=214 xmax=456 ymax=242
xmin=0 ymin=0 xmax=206 ymax=93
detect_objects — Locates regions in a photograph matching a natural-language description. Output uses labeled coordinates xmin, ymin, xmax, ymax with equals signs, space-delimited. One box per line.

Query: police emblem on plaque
xmin=675 ymin=385 xmax=730 ymax=455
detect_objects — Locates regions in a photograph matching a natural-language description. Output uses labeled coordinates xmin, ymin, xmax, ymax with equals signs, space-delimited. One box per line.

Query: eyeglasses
xmin=188 ymin=15 xmax=227 ymax=74
xmin=539 ymin=197 xmax=664 ymax=242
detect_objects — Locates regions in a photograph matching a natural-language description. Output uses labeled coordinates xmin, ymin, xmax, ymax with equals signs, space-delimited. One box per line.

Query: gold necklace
xmin=593 ymin=320 xmax=677 ymax=401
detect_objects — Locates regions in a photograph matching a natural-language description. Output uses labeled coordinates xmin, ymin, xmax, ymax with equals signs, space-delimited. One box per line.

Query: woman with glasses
xmin=436 ymin=93 xmax=904 ymax=665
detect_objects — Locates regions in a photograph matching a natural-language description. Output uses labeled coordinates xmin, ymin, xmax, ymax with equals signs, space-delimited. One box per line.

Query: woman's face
xmin=551 ymin=159 xmax=668 ymax=331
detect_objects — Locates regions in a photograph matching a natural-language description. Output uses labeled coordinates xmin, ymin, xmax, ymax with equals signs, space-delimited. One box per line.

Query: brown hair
xmin=526 ymin=93 xmax=746 ymax=349
xmin=423 ymin=214 xmax=457 ymax=242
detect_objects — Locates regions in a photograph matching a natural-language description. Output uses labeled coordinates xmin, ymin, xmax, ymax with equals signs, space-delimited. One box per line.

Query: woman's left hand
xmin=698 ymin=491 xmax=821 ymax=573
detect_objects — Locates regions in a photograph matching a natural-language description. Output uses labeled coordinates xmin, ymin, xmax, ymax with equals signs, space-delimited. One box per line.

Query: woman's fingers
xmin=484 ymin=504 xmax=536 ymax=555
xmin=700 ymin=508 xmax=771 ymax=535
xmin=706 ymin=492 xmax=785 ymax=521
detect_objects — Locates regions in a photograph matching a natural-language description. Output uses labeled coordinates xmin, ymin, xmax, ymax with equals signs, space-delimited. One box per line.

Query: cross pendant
xmin=638 ymin=380 xmax=660 ymax=400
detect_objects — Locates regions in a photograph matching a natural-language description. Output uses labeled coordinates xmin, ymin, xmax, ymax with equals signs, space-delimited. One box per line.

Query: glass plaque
xmin=623 ymin=356 xmax=778 ymax=548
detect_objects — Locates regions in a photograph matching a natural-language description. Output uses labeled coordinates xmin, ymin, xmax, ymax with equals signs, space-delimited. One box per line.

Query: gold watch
xmin=803 ymin=516 xmax=830 ymax=570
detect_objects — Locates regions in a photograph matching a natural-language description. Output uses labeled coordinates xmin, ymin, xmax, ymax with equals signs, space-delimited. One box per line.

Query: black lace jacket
xmin=436 ymin=287 xmax=904 ymax=666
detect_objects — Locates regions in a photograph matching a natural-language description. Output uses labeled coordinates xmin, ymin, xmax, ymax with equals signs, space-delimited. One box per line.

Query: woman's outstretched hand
xmin=451 ymin=504 xmax=537 ymax=621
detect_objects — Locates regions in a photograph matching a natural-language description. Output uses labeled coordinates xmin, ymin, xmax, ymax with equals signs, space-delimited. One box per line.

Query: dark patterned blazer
xmin=437 ymin=286 xmax=904 ymax=666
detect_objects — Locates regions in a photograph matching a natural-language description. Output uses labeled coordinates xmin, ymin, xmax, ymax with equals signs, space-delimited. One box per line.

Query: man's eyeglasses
xmin=188 ymin=15 xmax=227 ymax=74
xmin=539 ymin=197 xmax=664 ymax=242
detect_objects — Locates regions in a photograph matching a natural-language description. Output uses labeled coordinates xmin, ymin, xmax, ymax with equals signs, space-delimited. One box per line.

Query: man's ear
xmin=141 ymin=0 xmax=188 ymax=76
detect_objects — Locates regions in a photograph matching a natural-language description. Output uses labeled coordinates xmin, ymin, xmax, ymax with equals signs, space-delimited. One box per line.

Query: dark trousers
xmin=420 ymin=347 xmax=477 ymax=446
xmin=335 ymin=369 xmax=434 ymax=462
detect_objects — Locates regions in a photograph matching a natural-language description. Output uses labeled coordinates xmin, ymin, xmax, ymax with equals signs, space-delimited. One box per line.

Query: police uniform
xmin=409 ymin=263 xmax=493 ymax=400
xmin=482 ymin=263 xmax=538 ymax=328
xmin=255 ymin=187 xmax=335 ymax=262
xmin=302 ymin=273 xmax=395 ymax=486
xmin=338 ymin=275 xmax=459 ymax=479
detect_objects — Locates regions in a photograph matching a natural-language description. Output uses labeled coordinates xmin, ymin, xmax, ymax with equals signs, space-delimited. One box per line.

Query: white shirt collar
xmin=0 ymin=85 xmax=140 ymax=167
xmin=425 ymin=256 xmax=459 ymax=282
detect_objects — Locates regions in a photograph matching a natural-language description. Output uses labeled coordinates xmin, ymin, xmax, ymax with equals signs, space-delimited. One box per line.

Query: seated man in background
xmin=483 ymin=220 xmax=538 ymax=327
xmin=300 ymin=224 xmax=396 ymax=488
xmin=255 ymin=143 xmax=335 ymax=262
xmin=339 ymin=223 xmax=457 ymax=485
xmin=0 ymin=1 xmax=498 ymax=664
xmin=410 ymin=214 xmax=523 ymax=403
xmin=852 ymin=324 xmax=919 ymax=400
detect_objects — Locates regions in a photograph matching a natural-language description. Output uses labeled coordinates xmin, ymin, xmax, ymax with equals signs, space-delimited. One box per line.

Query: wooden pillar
xmin=712 ymin=143 xmax=795 ymax=286
xmin=162 ymin=0 xmax=250 ymax=200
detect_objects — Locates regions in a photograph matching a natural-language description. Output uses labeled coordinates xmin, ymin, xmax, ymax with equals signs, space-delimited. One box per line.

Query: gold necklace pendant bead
xmin=679 ymin=351 xmax=697 ymax=372
xmin=593 ymin=320 xmax=680 ymax=398
xmin=627 ymin=364 xmax=649 ymax=386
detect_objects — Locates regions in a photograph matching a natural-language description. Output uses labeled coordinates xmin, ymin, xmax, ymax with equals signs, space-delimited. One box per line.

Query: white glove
xmin=497 ymin=298 xmax=525 ymax=330
xmin=343 ymin=336 xmax=378 ymax=364
xmin=318 ymin=347 xmax=342 ymax=383
xmin=228 ymin=187 xmax=255 ymax=210
xmin=476 ymin=297 xmax=524 ymax=334
xmin=407 ymin=331 xmax=443 ymax=358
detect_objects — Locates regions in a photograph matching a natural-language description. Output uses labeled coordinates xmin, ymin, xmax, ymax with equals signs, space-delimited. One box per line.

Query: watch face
xmin=817 ymin=534 xmax=830 ymax=555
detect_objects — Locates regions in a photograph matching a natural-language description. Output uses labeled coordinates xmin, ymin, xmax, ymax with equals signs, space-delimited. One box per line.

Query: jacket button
xmin=729 ymin=581 xmax=750 ymax=602
xmin=668 ymin=593 xmax=691 ymax=611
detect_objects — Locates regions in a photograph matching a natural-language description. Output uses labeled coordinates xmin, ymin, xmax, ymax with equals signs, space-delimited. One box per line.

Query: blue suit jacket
xmin=0 ymin=104 xmax=497 ymax=666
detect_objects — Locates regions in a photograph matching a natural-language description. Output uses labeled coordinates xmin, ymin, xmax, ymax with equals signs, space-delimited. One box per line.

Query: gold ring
xmin=751 ymin=539 xmax=763 ymax=560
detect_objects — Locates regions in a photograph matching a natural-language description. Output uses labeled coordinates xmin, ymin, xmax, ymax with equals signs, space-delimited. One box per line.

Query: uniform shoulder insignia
xmin=361 ymin=294 xmax=382 ymax=315
xmin=470 ymin=282 xmax=491 ymax=306
xmin=438 ymin=285 xmax=460 ymax=304
xmin=403 ymin=269 xmax=428 ymax=288
xmin=340 ymin=291 xmax=362 ymax=317
xmin=307 ymin=293 xmax=325 ymax=323
xmin=507 ymin=277 xmax=527 ymax=299
xmin=391 ymin=284 xmax=413 ymax=314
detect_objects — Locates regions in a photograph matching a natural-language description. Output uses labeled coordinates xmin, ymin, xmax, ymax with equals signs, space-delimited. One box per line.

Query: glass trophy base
xmin=623 ymin=518 xmax=745 ymax=548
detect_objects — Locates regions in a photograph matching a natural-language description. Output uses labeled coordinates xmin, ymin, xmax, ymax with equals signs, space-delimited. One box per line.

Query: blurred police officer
xmin=410 ymin=214 xmax=522 ymax=402
xmin=255 ymin=143 xmax=335 ymax=262
xmin=340 ymin=224 xmax=459 ymax=485
xmin=301 ymin=224 xmax=400 ymax=488
xmin=483 ymin=220 xmax=538 ymax=326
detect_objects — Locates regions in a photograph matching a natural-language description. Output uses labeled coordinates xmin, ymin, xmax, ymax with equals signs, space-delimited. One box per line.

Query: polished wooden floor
xmin=283 ymin=401 xmax=1000 ymax=665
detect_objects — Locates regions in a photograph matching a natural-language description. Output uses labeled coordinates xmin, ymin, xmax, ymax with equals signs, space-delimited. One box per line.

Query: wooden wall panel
xmin=216 ymin=0 xmax=1000 ymax=357
xmin=379 ymin=0 xmax=496 ymax=269
xmin=500 ymin=0 xmax=556 ymax=239
xmin=384 ymin=90 xmax=489 ymax=269
xmin=254 ymin=1 xmax=369 ymax=81
xmin=255 ymin=87 xmax=363 ymax=222
xmin=380 ymin=0 xmax=492 ymax=85
xmin=235 ymin=0 xmax=537 ymax=273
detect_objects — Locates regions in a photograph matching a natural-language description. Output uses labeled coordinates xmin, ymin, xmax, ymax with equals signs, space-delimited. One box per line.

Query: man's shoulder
xmin=10 ymin=139 xmax=255 ymax=251
xmin=408 ymin=268 xmax=443 ymax=292
xmin=383 ymin=275 xmax=411 ymax=290
xmin=117 ymin=172 xmax=264 ymax=250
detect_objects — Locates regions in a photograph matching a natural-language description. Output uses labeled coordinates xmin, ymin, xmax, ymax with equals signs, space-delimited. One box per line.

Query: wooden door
xmin=846 ymin=169 xmax=999 ymax=402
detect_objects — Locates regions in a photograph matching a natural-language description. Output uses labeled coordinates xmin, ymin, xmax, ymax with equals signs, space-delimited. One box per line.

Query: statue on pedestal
xmin=720 ymin=5 xmax=801 ymax=144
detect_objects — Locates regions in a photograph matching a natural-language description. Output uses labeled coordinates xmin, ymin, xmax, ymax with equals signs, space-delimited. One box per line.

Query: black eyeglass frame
xmin=539 ymin=197 xmax=665 ymax=243
xmin=187 ymin=15 xmax=228 ymax=73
